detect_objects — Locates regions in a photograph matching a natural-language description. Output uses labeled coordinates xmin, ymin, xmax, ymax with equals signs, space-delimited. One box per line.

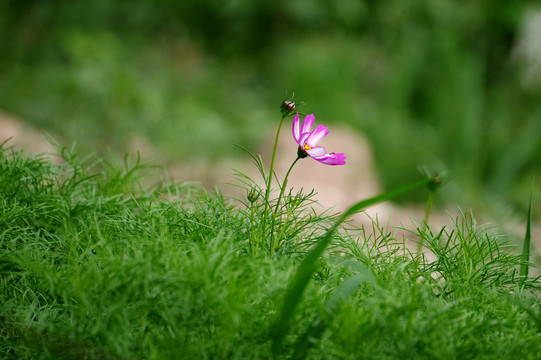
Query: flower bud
xmin=248 ymin=189 xmax=259 ymax=203
xmin=428 ymin=175 xmax=442 ymax=192
xmin=280 ymin=100 xmax=296 ymax=115
xmin=289 ymin=197 xmax=302 ymax=207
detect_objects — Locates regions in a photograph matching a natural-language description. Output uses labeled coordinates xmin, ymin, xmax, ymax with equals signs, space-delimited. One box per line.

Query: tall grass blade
xmin=519 ymin=187 xmax=533 ymax=279
xmin=271 ymin=177 xmax=432 ymax=356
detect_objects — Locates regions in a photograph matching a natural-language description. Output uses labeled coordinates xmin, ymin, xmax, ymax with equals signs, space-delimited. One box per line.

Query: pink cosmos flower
xmin=292 ymin=113 xmax=346 ymax=165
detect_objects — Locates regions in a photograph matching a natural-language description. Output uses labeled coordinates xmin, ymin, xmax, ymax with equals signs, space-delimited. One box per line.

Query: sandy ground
xmin=0 ymin=111 xmax=58 ymax=155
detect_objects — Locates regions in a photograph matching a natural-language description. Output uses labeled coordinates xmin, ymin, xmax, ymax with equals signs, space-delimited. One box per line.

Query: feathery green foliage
xmin=1 ymin=145 xmax=540 ymax=359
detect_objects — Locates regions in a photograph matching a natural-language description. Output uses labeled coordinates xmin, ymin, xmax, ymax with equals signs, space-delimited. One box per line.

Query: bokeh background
xmin=1 ymin=0 xmax=541 ymax=226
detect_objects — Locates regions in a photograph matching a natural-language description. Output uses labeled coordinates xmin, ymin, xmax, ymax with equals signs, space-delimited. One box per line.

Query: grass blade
xmin=519 ymin=188 xmax=533 ymax=279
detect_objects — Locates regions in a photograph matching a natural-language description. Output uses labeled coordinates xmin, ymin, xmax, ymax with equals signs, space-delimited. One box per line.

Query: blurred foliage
xmin=1 ymin=0 xmax=541 ymax=218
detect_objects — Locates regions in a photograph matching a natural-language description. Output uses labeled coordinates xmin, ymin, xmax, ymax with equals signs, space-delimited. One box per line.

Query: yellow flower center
xmin=303 ymin=143 xmax=312 ymax=150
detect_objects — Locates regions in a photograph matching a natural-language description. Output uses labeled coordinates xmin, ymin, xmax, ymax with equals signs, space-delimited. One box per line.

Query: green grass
xmin=1 ymin=144 xmax=540 ymax=359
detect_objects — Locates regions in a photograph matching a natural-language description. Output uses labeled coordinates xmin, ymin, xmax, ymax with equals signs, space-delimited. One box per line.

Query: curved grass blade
xmin=271 ymin=177 xmax=433 ymax=356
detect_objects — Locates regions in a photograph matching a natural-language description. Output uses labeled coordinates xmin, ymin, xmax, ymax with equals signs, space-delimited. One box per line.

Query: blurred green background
xmin=1 ymin=0 xmax=541 ymax=220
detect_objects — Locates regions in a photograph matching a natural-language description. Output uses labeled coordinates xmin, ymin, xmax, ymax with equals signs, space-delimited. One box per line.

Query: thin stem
xmin=270 ymin=156 xmax=301 ymax=254
xmin=265 ymin=114 xmax=287 ymax=204
xmin=423 ymin=190 xmax=434 ymax=226
xmin=249 ymin=203 xmax=257 ymax=256
xmin=408 ymin=188 xmax=436 ymax=344
xmin=416 ymin=176 xmax=440 ymax=261
xmin=407 ymin=190 xmax=436 ymax=341
xmin=416 ymin=189 xmax=434 ymax=258
xmin=262 ymin=114 xmax=287 ymax=250
xmin=274 ymin=156 xmax=300 ymax=214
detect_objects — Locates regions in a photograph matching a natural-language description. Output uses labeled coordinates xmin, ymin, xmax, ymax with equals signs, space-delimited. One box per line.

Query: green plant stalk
xmin=271 ymin=209 xmax=295 ymax=254
xmin=415 ymin=175 xmax=442 ymax=264
xmin=249 ymin=202 xmax=257 ymax=256
xmin=271 ymin=177 xmax=433 ymax=356
xmin=262 ymin=114 xmax=286 ymax=249
xmin=408 ymin=177 xmax=441 ymax=342
xmin=270 ymin=156 xmax=300 ymax=254
xmin=424 ymin=188 xmax=435 ymax=226
xmin=273 ymin=156 xmax=300 ymax=215
xmin=417 ymin=187 xmax=435 ymax=259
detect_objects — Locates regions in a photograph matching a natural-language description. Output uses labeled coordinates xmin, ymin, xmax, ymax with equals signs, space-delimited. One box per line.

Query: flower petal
xmin=305 ymin=146 xmax=326 ymax=157
xmin=292 ymin=113 xmax=301 ymax=145
xmin=300 ymin=114 xmax=315 ymax=136
xmin=305 ymin=124 xmax=328 ymax=147
xmin=312 ymin=152 xmax=347 ymax=165
xmin=299 ymin=133 xmax=311 ymax=147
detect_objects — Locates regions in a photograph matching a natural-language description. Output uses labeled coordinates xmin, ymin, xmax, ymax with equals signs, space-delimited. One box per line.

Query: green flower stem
xmin=262 ymin=114 xmax=286 ymax=250
xmin=274 ymin=156 xmax=300 ymax=214
xmin=270 ymin=156 xmax=301 ymax=254
xmin=423 ymin=188 xmax=435 ymax=226
xmin=409 ymin=175 xmax=442 ymax=339
xmin=416 ymin=189 xmax=434 ymax=259
xmin=264 ymin=114 xmax=286 ymax=204
xmin=416 ymin=176 xmax=441 ymax=260
xmin=249 ymin=202 xmax=257 ymax=255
